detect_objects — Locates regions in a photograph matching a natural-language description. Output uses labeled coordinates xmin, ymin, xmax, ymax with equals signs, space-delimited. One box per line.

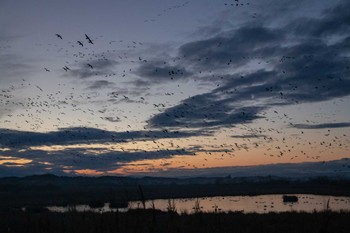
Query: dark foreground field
xmin=1 ymin=209 xmax=349 ymax=233
xmin=1 ymin=175 xmax=350 ymax=209
xmin=1 ymin=175 xmax=350 ymax=233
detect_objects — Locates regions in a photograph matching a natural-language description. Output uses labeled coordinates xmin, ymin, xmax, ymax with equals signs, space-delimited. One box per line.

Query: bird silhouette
xmin=85 ymin=34 xmax=94 ymax=44
xmin=55 ymin=34 xmax=63 ymax=39
xmin=77 ymin=41 xmax=84 ymax=47
xmin=63 ymin=66 xmax=70 ymax=72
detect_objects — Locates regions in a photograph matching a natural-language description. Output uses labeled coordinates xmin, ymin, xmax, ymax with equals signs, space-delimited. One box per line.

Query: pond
xmin=46 ymin=194 xmax=350 ymax=214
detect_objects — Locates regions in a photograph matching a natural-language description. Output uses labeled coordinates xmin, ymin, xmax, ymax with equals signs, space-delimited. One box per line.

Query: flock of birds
xmin=0 ymin=0 xmax=349 ymax=175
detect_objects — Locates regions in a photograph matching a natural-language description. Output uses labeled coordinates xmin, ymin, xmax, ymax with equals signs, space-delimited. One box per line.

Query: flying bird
xmin=44 ymin=68 xmax=50 ymax=72
xmin=87 ymin=64 xmax=93 ymax=69
xmin=63 ymin=66 xmax=71 ymax=72
xmin=77 ymin=41 xmax=84 ymax=47
xmin=55 ymin=34 xmax=63 ymax=39
xmin=85 ymin=34 xmax=94 ymax=44
xmin=35 ymin=85 xmax=43 ymax=91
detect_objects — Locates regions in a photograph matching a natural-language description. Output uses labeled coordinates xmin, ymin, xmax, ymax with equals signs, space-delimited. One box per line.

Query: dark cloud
xmin=178 ymin=25 xmax=285 ymax=71
xmin=149 ymin=90 xmax=266 ymax=129
xmin=146 ymin=0 xmax=350 ymax=129
xmin=0 ymin=127 xmax=205 ymax=175
xmin=132 ymin=1 xmax=349 ymax=88
xmin=148 ymin=70 xmax=275 ymax=129
xmin=149 ymin=58 xmax=349 ymax=129
xmin=135 ymin=61 xmax=193 ymax=83
xmin=0 ymin=147 xmax=195 ymax=176
xmin=87 ymin=80 xmax=116 ymax=89
xmin=0 ymin=127 xmax=203 ymax=148
xmin=291 ymin=1 xmax=350 ymax=37
xmin=293 ymin=122 xmax=350 ymax=129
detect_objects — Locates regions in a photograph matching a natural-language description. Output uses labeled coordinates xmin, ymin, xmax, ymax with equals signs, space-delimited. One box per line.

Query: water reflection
xmin=47 ymin=194 xmax=350 ymax=214
xmin=47 ymin=203 xmax=128 ymax=213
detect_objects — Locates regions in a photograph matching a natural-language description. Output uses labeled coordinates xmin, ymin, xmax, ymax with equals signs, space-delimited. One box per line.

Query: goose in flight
xmin=63 ymin=66 xmax=71 ymax=72
xmin=85 ymin=34 xmax=94 ymax=44
xmin=55 ymin=34 xmax=63 ymax=39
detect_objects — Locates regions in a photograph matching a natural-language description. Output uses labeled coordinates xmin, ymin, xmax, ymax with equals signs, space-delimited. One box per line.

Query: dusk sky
xmin=0 ymin=0 xmax=349 ymax=177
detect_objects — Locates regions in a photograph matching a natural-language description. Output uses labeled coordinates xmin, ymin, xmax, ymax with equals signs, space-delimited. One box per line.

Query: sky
xmin=0 ymin=0 xmax=349 ymax=177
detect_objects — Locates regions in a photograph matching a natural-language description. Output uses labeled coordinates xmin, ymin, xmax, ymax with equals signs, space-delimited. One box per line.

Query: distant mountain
xmin=131 ymin=158 xmax=350 ymax=178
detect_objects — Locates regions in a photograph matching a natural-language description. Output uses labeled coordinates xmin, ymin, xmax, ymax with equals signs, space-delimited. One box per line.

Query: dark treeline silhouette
xmin=1 ymin=175 xmax=350 ymax=210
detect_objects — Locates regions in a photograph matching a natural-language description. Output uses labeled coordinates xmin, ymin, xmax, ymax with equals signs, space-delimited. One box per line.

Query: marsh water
xmin=47 ymin=194 xmax=350 ymax=214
